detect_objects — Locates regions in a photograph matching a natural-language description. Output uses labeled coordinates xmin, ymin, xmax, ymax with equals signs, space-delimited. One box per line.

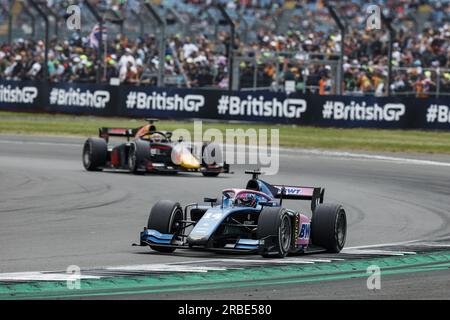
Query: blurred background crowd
xmin=0 ymin=0 xmax=449 ymax=97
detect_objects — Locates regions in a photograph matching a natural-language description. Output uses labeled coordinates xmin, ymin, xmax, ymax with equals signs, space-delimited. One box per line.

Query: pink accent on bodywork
xmin=297 ymin=214 xmax=311 ymax=246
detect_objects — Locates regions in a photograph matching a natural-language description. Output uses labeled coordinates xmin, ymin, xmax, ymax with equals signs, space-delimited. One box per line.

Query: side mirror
xmin=204 ymin=198 xmax=218 ymax=207
xmin=259 ymin=201 xmax=274 ymax=208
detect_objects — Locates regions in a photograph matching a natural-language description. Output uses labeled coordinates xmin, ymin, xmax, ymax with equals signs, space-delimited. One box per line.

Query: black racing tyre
xmin=128 ymin=140 xmax=148 ymax=174
xmin=82 ymin=138 xmax=107 ymax=171
xmin=311 ymin=204 xmax=347 ymax=253
xmin=201 ymin=143 xmax=223 ymax=177
xmin=257 ymin=207 xmax=292 ymax=258
xmin=202 ymin=143 xmax=223 ymax=165
xmin=147 ymin=200 xmax=183 ymax=253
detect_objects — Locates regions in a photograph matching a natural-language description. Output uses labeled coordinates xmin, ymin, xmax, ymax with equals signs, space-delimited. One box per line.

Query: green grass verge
xmin=1 ymin=111 xmax=450 ymax=154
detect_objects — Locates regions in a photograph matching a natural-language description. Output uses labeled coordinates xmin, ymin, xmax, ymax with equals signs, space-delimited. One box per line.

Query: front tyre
xmin=258 ymin=207 xmax=292 ymax=258
xmin=128 ymin=141 xmax=148 ymax=175
xmin=147 ymin=200 xmax=183 ymax=253
xmin=82 ymin=138 xmax=107 ymax=171
xmin=201 ymin=143 xmax=223 ymax=177
xmin=311 ymin=204 xmax=347 ymax=253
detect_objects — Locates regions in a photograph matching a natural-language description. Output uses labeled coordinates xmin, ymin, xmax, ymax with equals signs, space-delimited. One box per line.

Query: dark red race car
xmin=82 ymin=119 xmax=230 ymax=176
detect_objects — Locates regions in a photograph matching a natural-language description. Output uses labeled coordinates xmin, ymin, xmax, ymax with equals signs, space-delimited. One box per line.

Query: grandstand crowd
xmin=1 ymin=0 xmax=449 ymax=96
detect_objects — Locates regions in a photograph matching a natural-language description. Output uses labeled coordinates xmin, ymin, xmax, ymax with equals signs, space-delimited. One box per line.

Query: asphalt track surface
xmin=0 ymin=134 xmax=449 ymax=299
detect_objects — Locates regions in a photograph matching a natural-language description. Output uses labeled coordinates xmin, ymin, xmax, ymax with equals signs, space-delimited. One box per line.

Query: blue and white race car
xmin=135 ymin=171 xmax=347 ymax=258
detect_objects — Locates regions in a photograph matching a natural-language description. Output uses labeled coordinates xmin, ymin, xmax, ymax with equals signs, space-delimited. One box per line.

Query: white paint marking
xmin=105 ymin=264 xmax=227 ymax=273
xmin=0 ymin=272 xmax=100 ymax=282
xmin=282 ymin=148 xmax=450 ymax=168
xmin=341 ymin=249 xmax=416 ymax=256
xmin=419 ymin=243 xmax=450 ymax=248
xmin=214 ymin=259 xmax=315 ymax=265
xmin=345 ymin=239 xmax=423 ymax=250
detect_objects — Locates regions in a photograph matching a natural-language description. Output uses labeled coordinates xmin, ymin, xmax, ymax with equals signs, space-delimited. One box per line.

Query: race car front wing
xmin=134 ymin=228 xmax=261 ymax=254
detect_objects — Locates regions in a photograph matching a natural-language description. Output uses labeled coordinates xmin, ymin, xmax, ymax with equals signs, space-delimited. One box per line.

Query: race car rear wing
xmin=270 ymin=184 xmax=325 ymax=212
xmin=99 ymin=128 xmax=138 ymax=142
xmin=245 ymin=170 xmax=325 ymax=211
xmin=272 ymin=185 xmax=325 ymax=211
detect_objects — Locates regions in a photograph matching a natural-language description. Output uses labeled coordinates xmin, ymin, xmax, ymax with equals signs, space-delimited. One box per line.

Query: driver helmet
xmin=135 ymin=124 xmax=150 ymax=138
xmin=236 ymin=193 xmax=257 ymax=208
xmin=136 ymin=124 xmax=162 ymax=141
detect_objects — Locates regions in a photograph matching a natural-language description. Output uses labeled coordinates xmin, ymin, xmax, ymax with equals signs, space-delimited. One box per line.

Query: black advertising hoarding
xmin=44 ymin=82 xmax=117 ymax=116
xmin=0 ymin=80 xmax=43 ymax=112
xmin=121 ymin=86 xmax=312 ymax=124
xmin=408 ymin=96 xmax=450 ymax=130
xmin=307 ymin=94 xmax=450 ymax=130
xmin=119 ymin=85 xmax=217 ymax=119
xmin=0 ymin=80 xmax=449 ymax=130
xmin=119 ymin=85 xmax=450 ymax=130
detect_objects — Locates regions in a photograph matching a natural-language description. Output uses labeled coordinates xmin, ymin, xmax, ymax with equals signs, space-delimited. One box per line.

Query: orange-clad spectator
xmin=319 ymin=77 xmax=326 ymax=95
xmin=319 ymin=75 xmax=332 ymax=95
xmin=415 ymin=78 xmax=425 ymax=98
xmin=358 ymin=73 xmax=372 ymax=93
xmin=264 ymin=64 xmax=276 ymax=78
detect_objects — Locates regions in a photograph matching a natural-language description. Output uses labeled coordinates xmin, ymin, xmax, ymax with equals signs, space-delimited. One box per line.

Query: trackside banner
xmin=121 ymin=86 xmax=209 ymax=118
xmin=0 ymin=80 xmax=42 ymax=111
xmin=0 ymin=80 xmax=449 ymax=130
xmin=46 ymin=82 xmax=117 ymax=115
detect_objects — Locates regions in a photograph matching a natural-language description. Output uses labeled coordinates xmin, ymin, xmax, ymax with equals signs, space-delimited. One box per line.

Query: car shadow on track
xmin=132 ymin=249 xmax=258 ymax=260
xmin=87 ymin=170 xmax=234 ymax=179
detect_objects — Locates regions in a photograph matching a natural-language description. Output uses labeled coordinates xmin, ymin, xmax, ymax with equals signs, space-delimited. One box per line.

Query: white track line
xmin=344 ymin=239 xmax=424 ymax=250
xmin=341 ymin=249 xmax=416 ymax=256
xmin=1 ymin=139 xmax=450 ymax=167
xmin=214 ymin=258 xmax=315 ymax=264
xmin=281 ymin=149 xmax=450 ymax=168
xmin=105 ymin=264 xmax=227 ymax=273
xmin=224 ymin=143 xmax=450 ymax=167
xmin=0 ymin=272 xmax=100 ymax=282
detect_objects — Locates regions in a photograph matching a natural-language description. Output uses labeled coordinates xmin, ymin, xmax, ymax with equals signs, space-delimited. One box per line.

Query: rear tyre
xmin=257 ymin=207 xmax=292 ymax=258
xmin=147 ymin=200 xmax=183 ymax=253
xmin=311 ymin=204 xmax=347 ymax=253
xmin=82 ymin=138 xmax=107 ymax=171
